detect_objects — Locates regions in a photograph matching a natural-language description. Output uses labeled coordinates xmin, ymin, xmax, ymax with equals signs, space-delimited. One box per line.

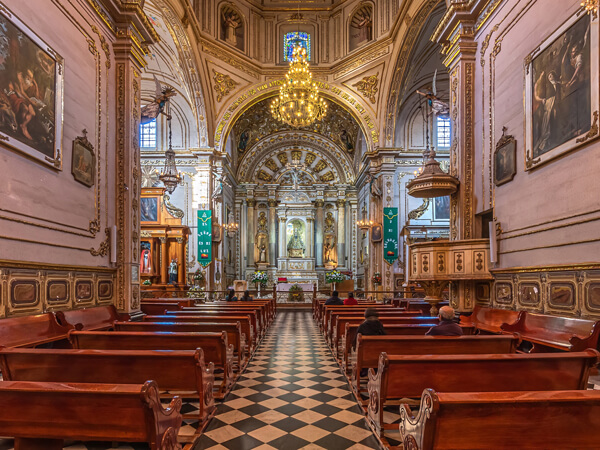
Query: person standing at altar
xmin=344 ymin=292 xmax=358 ymax=305
xmin=325 ymin=290 xmax=343 ymax=305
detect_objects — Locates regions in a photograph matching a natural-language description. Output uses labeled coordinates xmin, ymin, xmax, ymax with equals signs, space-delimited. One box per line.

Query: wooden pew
xmin=321 ymin=305 xmax=397 ymax=334
xmin=143 ymin=298 xmax=196 ymax=306
xmin=208 ymin=300 xmax=274 ymax=326
xmin=178 ymin=305 xmax=268 ymax=336
xmin=501 ymin=312 xmax=600 ymax=352
xmin=56 ymin=305 xmax=121 ymax=331
xmin=114 ymin=321 xmax=247 ymax=368
xmin=68 ymin=330 xmax=234 ymax=398
xmin=351 ymin=334 xmax=519 ymax=393
xmin=0 ymin=313 xmax=73 ymax=348
xmin=339 ymin=321 xmax=473 ymax=372
xmin=329 ymin=312 xmax=426 ymax=351
xmin=0 ymin=347 xmax=215 ymax=425
xmin=368 ymin=349 xmax=599 ymax=436
xmin=459 ymin=305 xmax=522 ymax=334
xmin=400 ymin=388 xmax=600 ymax=449
xmin=167 ymin=310 xmax=262 ymax=340
xmin=144 ymin=315 xmax=255 ymax=354
xmin=0 ymin=380 xmax=182 ymax=450
xmin=141 ymin=301 xmax=185 ymax=315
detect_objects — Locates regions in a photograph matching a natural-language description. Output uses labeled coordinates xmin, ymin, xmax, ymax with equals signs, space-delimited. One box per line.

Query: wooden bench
xmin=208 ymin=301 xmax=274 ymax=326
xmin=327 ymin=310 xmax=419 ymax=345
xmin=330 ymin=313 xmax=432 ymax=352
xmin=316 ymin=303 xmax=392 ymax=331
xmin=368 ymin=349 xmax=599 ymax=436
xmin=459 ymin=305 xmax=522 ymax=334
xmin=0 ymin=313 xmax=74 ymax=348
xmin=167 ymin=310 xmax=262 ymax=340
xmin=501 ymin=312 xmax=600 ymax=352
xmin=69 ymin=330 xmax=235 ymax=398
xmin=400 ymin=388 xmax=600 ymax=449
xmin=340 ymin=321 xmax=473 ymax=372
xmin=0 ymin=347 xmax=215 ymax=426
xmin=144 ymin=315 xmax=256 ymax=354
xmin=114 ymin=320 xmax=247 ymax=369
xmin=322 ymin=305 xmax=397 ymax=334
xmin=141 ymin=301 xmax=186 ymax=315
xmin=351 ymin=334 xmax=519 ymax=392
xmin=0 ymin=379 xmax=182 ymax=450
xmin=178 ymin=306 xmax=269 ymax=337
xmin=56 ymin=305 xmax=121 ymax=331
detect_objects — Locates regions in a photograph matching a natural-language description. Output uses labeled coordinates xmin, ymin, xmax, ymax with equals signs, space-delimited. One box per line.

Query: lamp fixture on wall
xmin=159 ymin=102 xmax=182 ymax=194
xmin=270 ymin=45 xmax=327 ymax=127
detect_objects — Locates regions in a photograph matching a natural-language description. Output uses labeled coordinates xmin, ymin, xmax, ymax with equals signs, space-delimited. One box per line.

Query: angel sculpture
xmin=140 ymin=75 xmax=177 ymax=124
xmin=416 ymin=69 xmax=450 ymax=117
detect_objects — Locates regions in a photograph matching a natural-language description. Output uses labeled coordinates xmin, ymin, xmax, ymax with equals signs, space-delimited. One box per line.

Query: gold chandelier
xmin=270 ymin=45 xmax=327 ymax=127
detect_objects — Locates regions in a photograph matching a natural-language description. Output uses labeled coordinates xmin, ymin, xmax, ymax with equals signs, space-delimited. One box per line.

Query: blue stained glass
xmin=284 ymin=32 xmax=311 ymax=61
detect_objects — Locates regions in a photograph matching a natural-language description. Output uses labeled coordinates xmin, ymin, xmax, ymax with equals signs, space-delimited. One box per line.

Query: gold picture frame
xmin=71 ymin=130 xmax=95 ymax=187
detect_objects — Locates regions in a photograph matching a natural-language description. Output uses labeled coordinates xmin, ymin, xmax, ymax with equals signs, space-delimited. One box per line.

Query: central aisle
xmin=197 ymin=310 xmax=381 ymax=449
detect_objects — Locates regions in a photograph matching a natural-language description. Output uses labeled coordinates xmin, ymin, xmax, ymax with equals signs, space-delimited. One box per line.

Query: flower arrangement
xmin=193 ymin=269 xmax=205 ymax=282
xmin=288 ymin=284 xmax=305 ymax=302
xmin=187 ymin=286 xmax=205 ymax=300
xmin=325 ymin=270 xmax=345 ymax=284
xmin=250 ymin=270 xmax=269 ymax=286
xmin=372 ymin=272 xmax=382 ymax=285
xmin=142 ymin=280 xmax=152 ymax=286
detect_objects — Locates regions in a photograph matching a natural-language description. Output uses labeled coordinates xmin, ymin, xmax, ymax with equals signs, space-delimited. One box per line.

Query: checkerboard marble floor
xmin=195 ymin=310 xmax=382 ymax=450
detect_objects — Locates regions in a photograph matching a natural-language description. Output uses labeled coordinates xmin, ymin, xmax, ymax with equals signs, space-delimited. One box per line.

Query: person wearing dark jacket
xmin=354 ymin=308 xmax=386 ymax=345
xmin=240 ymin=290 xmax=253 ymax=301
xmin=325 ymin=290 xmax=343 ymax=305
xmin=426 ymin=306 xmax=463 ymax=336
xmin=225 ymin=289 xmax=238 ymax=302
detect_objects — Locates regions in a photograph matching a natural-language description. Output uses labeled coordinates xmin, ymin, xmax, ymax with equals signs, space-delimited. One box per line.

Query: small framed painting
xmin=494 ymin=128 xmax=516 ymax=186
xmin=71 ymin=131 xmax=95 ymax=187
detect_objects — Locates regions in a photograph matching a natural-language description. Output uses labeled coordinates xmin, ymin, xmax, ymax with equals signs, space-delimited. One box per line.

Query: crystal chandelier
xmin=159 ymin=105 xmax=182 ymax=194
xmin=270 ymin=45 xmax=327 ymax=127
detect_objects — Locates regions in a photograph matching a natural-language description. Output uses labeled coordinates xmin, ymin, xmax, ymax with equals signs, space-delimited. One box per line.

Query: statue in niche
xmin=221 ymin=9 xmax=242 ymax=49
xmin=324 ymin=234 xmax=337 ymax=264
xmin=287 ymin=220 xmax=305 ymax=258
xmin=366 ymin=173 xmax=382 ymax=198
xmin=324 ymin=212 xmax=335 ymax=233
xmin=168 ymin=258 xmax=178 ymax=284
xmin=257 ymin=211 xmax=268 ymax=232
xmin=256 ymin=232 xmax=268 ymax=264
xmin=350 ymin=7 xmax=373 ymax=51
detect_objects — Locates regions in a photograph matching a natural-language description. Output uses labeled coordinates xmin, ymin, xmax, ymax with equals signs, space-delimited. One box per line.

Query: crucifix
xmin=286 ymin=161 xmax=306 ymax=201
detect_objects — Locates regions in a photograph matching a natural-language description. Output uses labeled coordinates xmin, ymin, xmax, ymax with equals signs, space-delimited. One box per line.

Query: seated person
xmin=426 ymin=306 xmax=463 ymax=336
xmin=355 ymin=308 xmax=386 ymax=376
xmin=240 ymin=290 xmax=253 ymax=302
xmin=325 ymin=290 xmax=344 ymax=305
xmin=344 ymin=292 xmax=358 ymax=305
xmin=225 ymin=289 xmax=238 ymax=302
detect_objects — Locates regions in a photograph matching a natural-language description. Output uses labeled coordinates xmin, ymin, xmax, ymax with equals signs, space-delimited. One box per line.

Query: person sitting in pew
xmin=426 ymin=306 xmax=463 ymax=336
xmin=240 ymin=290 xmax=253 ymax=302
xmin=355 ymin=308 xmax=387 ymax=377
xmin=225 ymin=289 xmax=238 ymax=302
xmin=325 ymin=291 xmax=343 ymax=305
xmin=344 ymin=292 xmax=358 ymax=305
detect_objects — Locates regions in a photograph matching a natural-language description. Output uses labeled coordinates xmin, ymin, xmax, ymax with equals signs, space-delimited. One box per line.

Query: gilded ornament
xmin=320 ymin=171 xmax=334 ymax=182
xmin=314 ymin=160 xmax=327 ymax=172
xmin=212 ymin=69 xmax=238 ymax=102
xmin=264 ymin=158 xmax=278 ymax=171
xmin=407 ymin=199 xmax=430 ymax=220
xmin=257 ymin=170 xmax=272 ymax=182
xmin=352 ymin=72 xmax=379 ymax=104
xmin=277 ymin=152 xmax=288 ymax=165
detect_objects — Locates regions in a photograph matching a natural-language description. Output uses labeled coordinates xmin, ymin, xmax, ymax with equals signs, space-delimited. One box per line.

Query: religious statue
xmin=339 ymin=129 xmax=354 ymax=152
xmin=238 ymin=129 xmax=249 ymax=152
xmin=324 ymin=235 xmax=336 ymax=263
xmin=257 ymin=211 xmax=267 ymax=232
xmin=324 ymin=212 xmax=335 ymax=233
xmin=366 ymin=173 xmax=382 ymax=198
xmin=355 ymin=12 xmax=372 ymax=42
xmin=141 ymin=249 xmax=151 ymax=274
xmin=416 ymin=69 xmax=450 ymax=117
xmin=141 ymin=75 xmax=176 ymax=124
xmin=168 ymin=258 xmax=178 ymax=284
xmin=222 ymin=11 xmax=240 ymax=46
xmin=287 ymin=227 xmax=305 ymax=258
xmin=259 ymin=244 xmax=267 ymax=263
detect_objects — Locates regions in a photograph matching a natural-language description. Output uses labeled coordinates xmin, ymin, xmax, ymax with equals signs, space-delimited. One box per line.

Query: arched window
xmin=436 ymin=116 xmax=451 ymax=148
xmin=284 ymin=31 xmax=311 ymax=61
xmin=140 ymin=118 xmax=157 ymax=148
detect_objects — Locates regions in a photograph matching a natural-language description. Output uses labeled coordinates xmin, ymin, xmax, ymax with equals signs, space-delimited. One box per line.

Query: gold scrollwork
xmin=352 ymin=72 xmax=379 ymax=104
xmin=212 ymin=69 xmax=238 ymax=102
xmin=576 ymin=110 xmax=599 ymax=143
xmin=525 ymin=149 xmax=541 ymax=169
xmin=89 ymin=228 xmax=110 ymax=257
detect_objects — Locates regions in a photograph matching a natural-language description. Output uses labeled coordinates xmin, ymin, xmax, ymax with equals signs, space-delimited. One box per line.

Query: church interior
xmin=1 ymin=0 xmax=600 ymax=448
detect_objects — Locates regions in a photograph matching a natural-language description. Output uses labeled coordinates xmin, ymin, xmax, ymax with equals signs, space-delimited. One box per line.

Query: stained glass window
xmin=437 ymin=116 xmax=451 ymax=148
xmin=284 ymin=32 xmax=311 ymax=61
xmin=140 ymin=118 xmax=157 ymax=148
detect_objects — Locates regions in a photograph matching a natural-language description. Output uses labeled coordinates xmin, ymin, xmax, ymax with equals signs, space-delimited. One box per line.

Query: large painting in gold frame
xmin=524 ymin=11 xmax=598 ymax=170
xmin=0 ymin=4 xmax=64 ymax=168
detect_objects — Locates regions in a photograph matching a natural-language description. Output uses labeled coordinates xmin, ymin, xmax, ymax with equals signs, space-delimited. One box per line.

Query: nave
xmin=197 ymin=310 xmax=381 ymax=450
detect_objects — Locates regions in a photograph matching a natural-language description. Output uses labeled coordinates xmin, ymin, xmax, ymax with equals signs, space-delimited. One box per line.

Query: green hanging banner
xmin=197 ymin=210 xmax=212 ymax=267
xmin=383 ymin=207 xmax=399 ymax=265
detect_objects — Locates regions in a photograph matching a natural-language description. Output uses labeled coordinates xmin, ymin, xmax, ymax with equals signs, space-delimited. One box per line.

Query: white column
xmin=268 ymin=199 xmax=277 ymax=267
xmin=315 ymin=200 xmax=324 ymax=267
xmin=337 ymin=199 xmax=346 ymax=269
xmin=278 ymin=216 xmax=287 ymax=259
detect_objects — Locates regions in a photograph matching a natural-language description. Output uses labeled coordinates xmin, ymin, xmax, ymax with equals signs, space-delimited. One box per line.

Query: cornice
xmin=432 ymin=0 xmax=497 ymax=44
xmin=97 ymin=0 xmax=160 ymax=44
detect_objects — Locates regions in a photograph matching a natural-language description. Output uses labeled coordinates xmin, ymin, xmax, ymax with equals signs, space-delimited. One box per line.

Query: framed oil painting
xmin=71 ymin=132 xmax=95 ymax=187
xmin=433 ymin=196 xmax=450 ymax=220
xmin=140 ymin=197 xmax=158 ymax=222
xmin=524 ymin=11 xmax=598 ymax=170
xmin=0 ymin=5 xmax=63 ymax=168
xmin=494 ymin=128 xmax=516 ymax=186
xmin=371 ymin=224 xmax=382 ymax=242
